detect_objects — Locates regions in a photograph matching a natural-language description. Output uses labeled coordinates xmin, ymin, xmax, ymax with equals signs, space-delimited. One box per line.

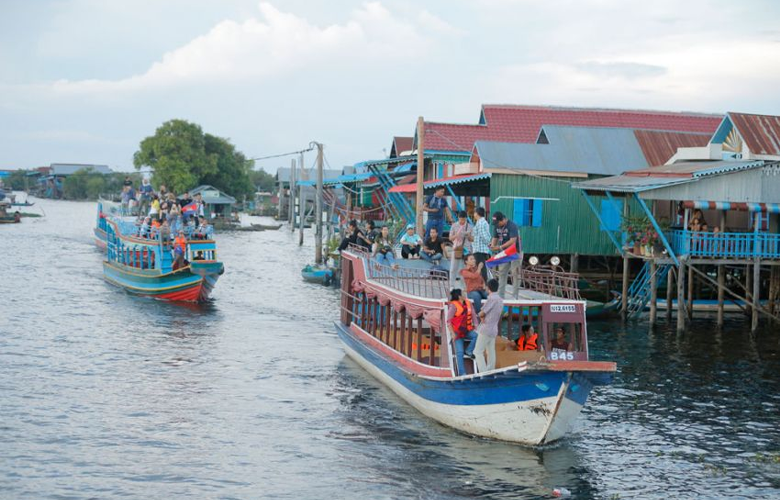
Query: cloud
xmin=47 ymin=2 xmax=440 ymax=94
xmin=574 ymin=61 xmax=667 ymax=80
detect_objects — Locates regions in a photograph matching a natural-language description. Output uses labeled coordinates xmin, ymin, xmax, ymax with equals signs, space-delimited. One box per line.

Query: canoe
xmin=301 ymin=265 xmax=334 ymax=284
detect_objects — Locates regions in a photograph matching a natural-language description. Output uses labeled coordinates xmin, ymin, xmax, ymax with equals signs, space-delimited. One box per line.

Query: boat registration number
xmin=550 ymin=304 xmax=577 ymax=313
xmin=549 ymin=350 xmax=574 ymax=361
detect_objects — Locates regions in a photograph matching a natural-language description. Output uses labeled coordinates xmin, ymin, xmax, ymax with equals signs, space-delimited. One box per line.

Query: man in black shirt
xmin=338 ymin=219 xmax=366 ymax=252
xmin=421 ymin=227 xmax=444 ymax=265
xmin=490 ymin=211 xmax=523 ymax=299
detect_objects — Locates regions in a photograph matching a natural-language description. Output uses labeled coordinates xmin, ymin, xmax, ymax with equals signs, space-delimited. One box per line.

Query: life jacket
xmin=449 ymin=300 xmax=473 ymax=339
xmin=517 ymin=333 xmax=538 ymax=351
xmin=174 ymin=235 xmax=187 ymax=253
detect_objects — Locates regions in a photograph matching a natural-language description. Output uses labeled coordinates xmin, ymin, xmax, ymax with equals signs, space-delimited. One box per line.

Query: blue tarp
xmin=393 ymin=162 xmax=416 ymax=173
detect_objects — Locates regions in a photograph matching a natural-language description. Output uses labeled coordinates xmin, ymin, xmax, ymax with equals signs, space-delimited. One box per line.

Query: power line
xmin=248 ymin=147 xmax=315 ymax=162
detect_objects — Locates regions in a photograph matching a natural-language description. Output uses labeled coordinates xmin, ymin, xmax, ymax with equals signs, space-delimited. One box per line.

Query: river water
xmin=1 ymin=198 xmax=779 ymax=500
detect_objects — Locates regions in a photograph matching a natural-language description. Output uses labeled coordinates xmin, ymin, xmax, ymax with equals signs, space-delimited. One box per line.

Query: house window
xmin=599 ymin=199 xmax=623 ymax=232
xmin=513 ymin=199 xmax=543 ymax=227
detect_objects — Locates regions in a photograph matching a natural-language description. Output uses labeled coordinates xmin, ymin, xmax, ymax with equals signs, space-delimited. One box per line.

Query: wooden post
xmin=717 ymin=265 xmax=725 ymax=327
xmin=753 ymin=258 xmax=761 ymax=332
xmin=571 ymin=253 xmax=579 ymax=273
xmin=298 ymin=185 xmax=306 ymax=246
xmin=621 ymin=254 xmax=629 ymax=320
xmin=677 ymin=259 xmax=686 ymax=331
xmin=407 ymin=315 xmax=414 ymax=357
xmin=288 ymin=158 xmax=296 ymax=230
xmin=687 ymin=263 xmax=694 ymax=321
xmin=649 ymin=261 xmax=658 ymax=326
xmin=416 ymin=317 xmax=424 ymax=362
xmin=745 ymin=264 xmax=753 ymax=318
xmin=315 ymin=142 xmax=324 ymax=264
xmin=416 ymin=116 xmax=425 ymax=236
xmin=666 ymin=267 xmax=674 ymax=322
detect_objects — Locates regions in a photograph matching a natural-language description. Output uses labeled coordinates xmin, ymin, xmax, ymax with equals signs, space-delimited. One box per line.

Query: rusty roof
xmin=633 ymin=130 xmax=711 ymax=165
xmin=728 ymin=112 xmax=780 ymax=156
xmin=390 ymin=136 xmax=414 ymax=158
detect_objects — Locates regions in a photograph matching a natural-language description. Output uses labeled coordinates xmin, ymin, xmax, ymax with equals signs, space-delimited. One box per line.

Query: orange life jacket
xmin=449 ymin=300 xmax=473 ymax=339
xmin=174 ymin=235 xmax=187 ymax=253
xmin=517 ymin=333 xmax=538 ymax=351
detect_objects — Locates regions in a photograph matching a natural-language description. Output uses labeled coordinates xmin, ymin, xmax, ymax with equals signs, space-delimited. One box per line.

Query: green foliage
xmin=62 ymin=169 xmax=132 ymax=200
xmin=7 ymin=170 xmax=28 ymax=190
xmin=249 ymin=168 xmax=276 ymax=192
xmin=133 ymin=119 xmax=254 ymax=198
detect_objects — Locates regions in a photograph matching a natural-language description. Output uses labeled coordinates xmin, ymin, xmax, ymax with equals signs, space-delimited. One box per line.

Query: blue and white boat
xmin=336 ymin=248 xmax=615 ymax=446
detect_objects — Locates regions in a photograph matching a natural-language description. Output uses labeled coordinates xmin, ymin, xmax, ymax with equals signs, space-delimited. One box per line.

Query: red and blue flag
xmin=486 ymin=245 xmax=520 ymax=268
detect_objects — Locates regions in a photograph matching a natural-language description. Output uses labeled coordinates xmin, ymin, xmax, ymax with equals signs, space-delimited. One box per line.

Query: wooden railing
xmin=669 ymin=229 xmax=780 ymax=259
xmin=520 ymin=267 xmax=582 ymax=300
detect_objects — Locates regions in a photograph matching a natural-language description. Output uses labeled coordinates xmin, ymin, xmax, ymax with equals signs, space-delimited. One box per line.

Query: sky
xmin=2 ymin=0 xmax=780 ymax=174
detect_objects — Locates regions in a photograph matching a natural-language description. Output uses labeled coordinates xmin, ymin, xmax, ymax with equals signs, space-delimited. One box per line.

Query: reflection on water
xmin=0 ymin=198 xmax=778 ymax=499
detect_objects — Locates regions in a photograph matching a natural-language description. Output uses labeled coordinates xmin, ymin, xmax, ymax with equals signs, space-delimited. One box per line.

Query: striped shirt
xmin=472 ymin=217 xmax=491 ymax=254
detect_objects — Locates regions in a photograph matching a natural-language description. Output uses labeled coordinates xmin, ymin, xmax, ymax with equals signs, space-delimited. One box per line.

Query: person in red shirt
xmin=460 ymin=254 xmax=488 ymax=314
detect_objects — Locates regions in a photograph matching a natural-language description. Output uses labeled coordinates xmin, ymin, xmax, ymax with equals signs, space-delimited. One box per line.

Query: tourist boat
xmin=102 ymin=217 xmax=224 ymax=302
xmin=336 ymin=247 xmax=615 ymax=446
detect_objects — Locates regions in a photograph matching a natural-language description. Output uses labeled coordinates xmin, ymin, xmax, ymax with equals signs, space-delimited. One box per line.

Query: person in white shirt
xmin=399 ymin=225 xmax=422 ymax=259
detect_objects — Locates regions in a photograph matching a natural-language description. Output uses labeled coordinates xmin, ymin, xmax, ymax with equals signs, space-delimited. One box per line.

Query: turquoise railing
xmin=668 ymin=229 xmax=780 ymax=259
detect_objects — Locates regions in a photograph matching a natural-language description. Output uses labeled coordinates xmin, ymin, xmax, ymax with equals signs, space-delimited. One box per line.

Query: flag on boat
xmin=486 ymin=245 xmax=519 ymax=268
xmin=181 ymin=202 xmax=198 ymax=214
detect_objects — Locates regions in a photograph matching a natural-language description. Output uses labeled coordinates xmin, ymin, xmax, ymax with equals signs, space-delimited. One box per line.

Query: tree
xmin=133 ymin=119 xmax=218 ymax=194
xmin=133 ymin=119 xmax=254 ymax=199
xmin=201 ymin=133 xmax=255 ymax=199
xmin=249 ymin=168 xmax=276 ymax=192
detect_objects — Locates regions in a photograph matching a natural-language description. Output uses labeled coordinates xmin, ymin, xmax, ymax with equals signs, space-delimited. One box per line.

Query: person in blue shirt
xmin=423 ymin=187 xmax=453 ymax=239
xmin=399 ymin=224 xmax=422 ymax=259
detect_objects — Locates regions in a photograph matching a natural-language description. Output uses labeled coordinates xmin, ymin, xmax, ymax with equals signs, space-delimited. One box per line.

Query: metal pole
xmin=416 ymin=116 xmax=425 ymax=236
xmin=315 ymin=142 xmax=324 ymax=264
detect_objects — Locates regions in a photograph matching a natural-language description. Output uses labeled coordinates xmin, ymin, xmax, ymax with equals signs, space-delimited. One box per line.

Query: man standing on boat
xmin=423 ymin=187 xmax=453 ymax=239
xmin=490 ymin=212 xmax=522 ymax=299
xmin=471 ymin=207 xmax=491 ymax=282
xmin=473 ymin=279 xmax=502 ymax=373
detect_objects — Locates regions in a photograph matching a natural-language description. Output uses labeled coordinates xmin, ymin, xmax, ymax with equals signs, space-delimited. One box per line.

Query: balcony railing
xmin=668 ymin=229 xmax=780 ymax=259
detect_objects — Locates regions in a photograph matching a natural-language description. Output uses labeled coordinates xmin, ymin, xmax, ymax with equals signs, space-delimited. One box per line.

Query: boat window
xmin=545 ymin=322 xmax=585 ymax=361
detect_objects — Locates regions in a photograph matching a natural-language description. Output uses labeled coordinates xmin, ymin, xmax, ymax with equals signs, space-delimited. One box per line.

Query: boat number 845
xmin=549 ymin=350 xmax=574 ymax=361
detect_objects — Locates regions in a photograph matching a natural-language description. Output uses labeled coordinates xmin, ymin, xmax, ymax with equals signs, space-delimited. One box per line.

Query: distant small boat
xmin=0 ymin=214 xmax=21 ymax=224
xmin=10 ymin=201 xmax=34 ymax=207
xmin=655 ymin=298 xmax=764 ymax=313
xmin=301 ymin=265 xmax=334 ymax=285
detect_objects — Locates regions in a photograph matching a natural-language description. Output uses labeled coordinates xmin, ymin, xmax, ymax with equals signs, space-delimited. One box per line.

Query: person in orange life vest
xmin=447 ymin=288 xmax=479 ymax=375
xmin=172 ymin=230 xmax=188 ymax=270
xmin=517 ymin=324 xmax=538 ymax=351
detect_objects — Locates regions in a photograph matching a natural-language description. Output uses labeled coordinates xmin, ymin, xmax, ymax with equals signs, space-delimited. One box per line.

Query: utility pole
xmin=288 ymin=158 xmax=296 ymax=231
xmin=416 ymin=116 xmax=425 ymax=235
xmin=315 ymin=142 xmax=324 ymax=264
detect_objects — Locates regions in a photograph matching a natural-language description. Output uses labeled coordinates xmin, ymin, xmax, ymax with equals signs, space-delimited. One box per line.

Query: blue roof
xmin=474 ymin=126 xmax=650 ymax=176
xmin=394 ymin=162 xmax=416 ymax=173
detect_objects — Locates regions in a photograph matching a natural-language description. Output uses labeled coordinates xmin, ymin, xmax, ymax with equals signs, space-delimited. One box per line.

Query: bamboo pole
xmin=288 ymin=158 xmax=296 ymax=230
xmin=687 ymin=263 xmax=694 ymax=321
xmin=753 ymin=258 xmax=761 ymax=332
xmin=298 ymin=185 xmax=306 ymax=246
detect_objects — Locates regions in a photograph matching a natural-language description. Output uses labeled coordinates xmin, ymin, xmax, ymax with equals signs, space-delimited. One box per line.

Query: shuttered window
xmin=599 ymin=199 xmax=622 ymax=232
xmin=513 ymin=199 xmax=543 ymax=227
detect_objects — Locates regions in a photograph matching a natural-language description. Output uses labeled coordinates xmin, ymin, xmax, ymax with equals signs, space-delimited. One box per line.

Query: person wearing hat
xmin=399 ymin=224 xmax=422 ymax=259
xmin=490 ymin=211 xmax=522 ymax=299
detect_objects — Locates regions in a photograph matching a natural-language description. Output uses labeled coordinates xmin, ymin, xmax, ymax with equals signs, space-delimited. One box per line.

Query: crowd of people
xmin=118 ymin=177 xmax=212 ymax=270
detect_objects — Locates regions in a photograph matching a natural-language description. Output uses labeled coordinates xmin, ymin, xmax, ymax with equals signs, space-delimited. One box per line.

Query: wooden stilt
xmin=621 ymin=254 xmax=629 ymax=321
xmin=717 ymin=265 xmax=725 ymax=327
xmin=666 ymin=267 xmax=674 ymax=322
xmin=770 ymin=267 xmax=780 ymax=315
xmin=687 ymin=263 xmax=694 ymax=321
xmin=677 ymin=260 xmax=686 ymax=332
xmin=649 ymin=261 xmax=658 ymax=326
xmin=571 ymin=253 xmax=579 ymax=273
xmin=753 ymin=259 xmax=761 ymax=332
xmin=746 ymin=264 xmax=753 ymax=318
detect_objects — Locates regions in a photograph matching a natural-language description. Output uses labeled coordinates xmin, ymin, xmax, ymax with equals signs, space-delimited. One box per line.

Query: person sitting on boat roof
xmin=337 ymin=219 xmax=366 ymax=252
xmin=400 ymin=224 xmax=422 ymax=259
xmin=193 ymin=221 xmax=210 ymax=240
xmin=517 ymin=324 xmax=539 ymax=351
xmin=360 ymin=220 xmax=377 ymax=250
xmin=448 ymin=288 xmax=479 ymax=376
xmin=373 ymin=226 xmax=399 ymax=269
xmin=420 ymin=227 xmax=444 ymax=266
xmin=473 ymin=279 xmax=503 ymax=373
xmin=551 ymin=327 xmax=570 ymax=352
xmin=460 ymin=254 xmax=488 ymax=314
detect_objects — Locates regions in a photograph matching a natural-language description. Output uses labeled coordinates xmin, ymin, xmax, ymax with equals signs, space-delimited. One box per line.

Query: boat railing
xmin=521 ymin=267 xmax=582 ymax=300
xmin=366 ymin=261 xmax=449 ymax=299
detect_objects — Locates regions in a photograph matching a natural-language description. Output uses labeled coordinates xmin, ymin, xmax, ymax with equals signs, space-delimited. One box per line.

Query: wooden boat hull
xmin=0 ymin=217 xmax=20 ymax=224
xmin=301 ymin=268 xmax=333 ymax=284
xmin=336 ymin=321 xmax=613 ymax=446
xmin=102 ymin=261 xmax=222 ymax=302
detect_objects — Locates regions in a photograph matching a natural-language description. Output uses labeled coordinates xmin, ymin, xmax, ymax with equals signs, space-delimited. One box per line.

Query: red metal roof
xmin=419 ymin=105 xmax=722 ymax=152
xmin=729 ymin=112 xmax=780 ymax=156
xmin=633 ymin=130 xmax=711 ymax=166
xmin=390 ymin=136 xmax=414 ymax=157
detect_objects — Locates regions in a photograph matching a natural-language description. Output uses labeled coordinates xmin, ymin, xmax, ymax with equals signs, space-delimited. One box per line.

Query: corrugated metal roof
xmin=624 ymin=160 xmax=764 ymax=178
xmin=633 ymin=130 xmax=710 ymax=165
xmin=187 ymin=185 xmax=237 ymax=204
xmin=573 ymin=160 xmax=766 ymax=193
xmin=417 ymin=105 xmax=722 ymax=152
xmin=390 ymin=136 xmax=414 ymax=158
xmin=388 ymin=173 xmax=491 ymax=193
xmin=728 ymin=112 xmax=780 ymax=156
xmin=474 ymin=126 xmax=649 ymax=176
